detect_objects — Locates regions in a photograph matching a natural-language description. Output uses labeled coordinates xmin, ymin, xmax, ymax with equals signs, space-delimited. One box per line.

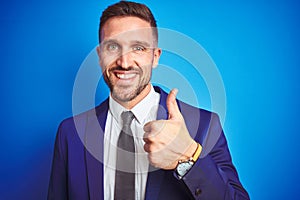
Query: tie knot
xmin=121 ymin=111 xmax=135 ymax=126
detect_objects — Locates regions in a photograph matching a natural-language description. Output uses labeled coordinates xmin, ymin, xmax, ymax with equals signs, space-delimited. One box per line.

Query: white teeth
xmin=116 ymin=73 xmax=136 ymax=79
xmin=117 ymin=74 xmax=125 ymax=79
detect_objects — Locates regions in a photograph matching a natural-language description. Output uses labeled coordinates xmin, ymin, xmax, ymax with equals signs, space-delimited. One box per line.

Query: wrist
xmin=175 ymin=142 xmax=202 ymax=179
xmin=181 ymin=141 xmax=202 ymax=162
xmin=190 ymin=143 xmax=202 ymax=162
xmin=185 ymin=141 xmax=198 ymax=159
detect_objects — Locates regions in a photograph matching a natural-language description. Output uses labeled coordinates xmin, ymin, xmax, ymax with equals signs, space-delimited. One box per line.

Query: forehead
xmin=101 ymin=16 xmax=155 ymax=45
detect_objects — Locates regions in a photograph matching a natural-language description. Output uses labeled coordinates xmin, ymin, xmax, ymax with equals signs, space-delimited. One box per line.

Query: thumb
xmin=166 ymin=88 xmax=181 ymax=120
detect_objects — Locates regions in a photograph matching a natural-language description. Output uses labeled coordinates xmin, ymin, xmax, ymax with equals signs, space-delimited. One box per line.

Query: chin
xmin=112 ymin=93 xmax=137 ymax=103
xmin=108 ymin=80 xmax=149 ymax=103
xmin=112 ymin=88 xmax=138 ymax=102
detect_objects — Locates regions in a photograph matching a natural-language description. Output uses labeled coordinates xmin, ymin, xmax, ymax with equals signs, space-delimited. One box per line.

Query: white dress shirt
xmin=103 ymin=85 xmax=160 ymax=200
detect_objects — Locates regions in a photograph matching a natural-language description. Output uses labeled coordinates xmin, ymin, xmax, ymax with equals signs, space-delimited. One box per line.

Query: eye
xmin=133 ymin=45 xmax=146 ymax=52
xmin=106 ymin=43 xmax=120 ymax=52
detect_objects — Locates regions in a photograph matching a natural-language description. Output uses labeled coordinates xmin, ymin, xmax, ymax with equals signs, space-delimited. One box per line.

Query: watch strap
xmin=191 ymin=143 xmax=202 ymax=162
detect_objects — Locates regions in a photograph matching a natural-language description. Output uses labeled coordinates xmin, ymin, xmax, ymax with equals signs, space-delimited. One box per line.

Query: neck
xmin=115 ymin=84 xmax=152 ymax=110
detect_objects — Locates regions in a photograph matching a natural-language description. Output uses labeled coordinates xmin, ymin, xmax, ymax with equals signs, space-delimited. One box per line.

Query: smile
xmin=115 ymin=73 xmax=137 ymax=79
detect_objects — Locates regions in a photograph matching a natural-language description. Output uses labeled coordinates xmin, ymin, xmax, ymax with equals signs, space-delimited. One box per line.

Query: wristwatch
xmin=175 ymin=143 xmax=202 ymax=179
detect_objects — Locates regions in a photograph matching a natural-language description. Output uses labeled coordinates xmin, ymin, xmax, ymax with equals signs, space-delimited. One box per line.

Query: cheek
xmin=136 ymin=54 xmax=155 ymax=67
xmin=99 ymin=52 xmax=117 ymax=68
xmin=103 ymin=65 xmax=112 ymax=79
xmin=141 ymin=66 xmax=153 ymax=81
xmin=99 ymin=54 xmax=105 ymax=70
xmin=100 ymin=60 xmax=113 ymax=76
xmin=99 ymin=57 xmax=110 ymax=77
xmin=140 ymin=56 xmax=155 ymax=75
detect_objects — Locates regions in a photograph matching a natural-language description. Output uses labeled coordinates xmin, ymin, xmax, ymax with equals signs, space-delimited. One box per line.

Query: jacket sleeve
xmin=181 ymin=113 xmax=250 ymax=200
xmin=47 ymin=122 xmax=68 ymax=200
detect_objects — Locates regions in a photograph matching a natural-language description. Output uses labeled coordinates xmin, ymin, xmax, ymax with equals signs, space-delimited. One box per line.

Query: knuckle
xmin=143 ymin=143 xmax=149 ymax=152
xmin=144 ymin=143 xmax=155 ymax=153
xmin=143 ymin=121 xmax=153 ymax=132
xmin=144 ymin=133 xmax=156 ymax=142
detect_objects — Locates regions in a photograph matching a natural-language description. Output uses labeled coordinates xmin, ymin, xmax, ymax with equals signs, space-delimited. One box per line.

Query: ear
xmin=96 ymin=45 xmax=101 ymax=57
xmin=152 ymin=48 xmax=162 ymax=69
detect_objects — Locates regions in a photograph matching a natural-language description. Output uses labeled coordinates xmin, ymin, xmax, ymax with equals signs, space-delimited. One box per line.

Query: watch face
xmin=177 ymin=161 xmax=193 ymax=177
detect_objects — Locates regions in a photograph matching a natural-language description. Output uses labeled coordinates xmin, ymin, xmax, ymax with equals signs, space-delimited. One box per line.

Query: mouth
xmin=115 ymin=72 xmax=137 ymax=80
xmin=111 ymin=69 xmax=139 ymax=84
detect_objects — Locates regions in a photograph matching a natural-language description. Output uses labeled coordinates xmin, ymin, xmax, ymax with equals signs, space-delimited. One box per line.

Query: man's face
xmin=97 ymin=16 xmax=161 ymax=105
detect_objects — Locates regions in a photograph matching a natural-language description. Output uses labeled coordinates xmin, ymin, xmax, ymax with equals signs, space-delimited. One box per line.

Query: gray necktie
xmin=114 ymin=111 xmax=135 ymax=200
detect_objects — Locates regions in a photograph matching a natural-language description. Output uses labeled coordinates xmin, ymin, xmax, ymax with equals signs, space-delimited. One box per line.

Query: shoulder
xmin=57 ymin=98 xmax=109 ymax=138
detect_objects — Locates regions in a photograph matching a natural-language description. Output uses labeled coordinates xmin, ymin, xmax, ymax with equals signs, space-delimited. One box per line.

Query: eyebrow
xmin=101 ymin=39 xmax=152 ymax=48
xmin=100 ymin=39 xmax=118 ymax=47
xmin=130 ymin=40 xmax=151 ymax=48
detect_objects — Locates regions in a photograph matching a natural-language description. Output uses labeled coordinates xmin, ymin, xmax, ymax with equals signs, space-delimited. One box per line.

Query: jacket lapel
xmin=145 ymin=87 xmax=169 ymax=200
xmin=145 ymin=167 xmax=165 ymax=200
xmin=85 ymin=99 xmax=108 ymax=200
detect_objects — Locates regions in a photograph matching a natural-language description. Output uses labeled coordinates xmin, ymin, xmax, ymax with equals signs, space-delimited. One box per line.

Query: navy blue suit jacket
xmin=48 ymin=86 xmax=249 ymax=200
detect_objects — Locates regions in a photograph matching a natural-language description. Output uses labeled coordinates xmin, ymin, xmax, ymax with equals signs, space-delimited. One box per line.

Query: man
xmin=48 ymin=1 xmax=249 ymax=200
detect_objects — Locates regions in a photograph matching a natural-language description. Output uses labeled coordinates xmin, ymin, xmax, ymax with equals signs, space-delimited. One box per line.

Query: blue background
xmin=1 ymin=0 xmax=299 ymax=199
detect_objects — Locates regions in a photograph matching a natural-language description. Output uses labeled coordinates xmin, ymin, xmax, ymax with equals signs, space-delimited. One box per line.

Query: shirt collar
xmin=109 ymin=85 xmax=160 ymax=125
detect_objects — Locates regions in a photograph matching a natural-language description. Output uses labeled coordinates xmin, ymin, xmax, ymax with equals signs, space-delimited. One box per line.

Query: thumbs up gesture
xmin=143 ymin=89 xmax=198 ymax=170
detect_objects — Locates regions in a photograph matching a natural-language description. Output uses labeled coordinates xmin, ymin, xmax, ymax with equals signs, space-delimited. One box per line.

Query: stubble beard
xmin=104 ymin=70 xmax=151 ymax=103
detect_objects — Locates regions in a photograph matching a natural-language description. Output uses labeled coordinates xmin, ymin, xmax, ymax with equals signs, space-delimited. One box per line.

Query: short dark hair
xmin=98 ymin=1 xmax=158 ymax=43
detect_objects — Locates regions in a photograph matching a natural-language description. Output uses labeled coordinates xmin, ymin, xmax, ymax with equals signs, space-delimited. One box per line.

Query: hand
xmin=143 ymin=89 xmax=198 ymax=170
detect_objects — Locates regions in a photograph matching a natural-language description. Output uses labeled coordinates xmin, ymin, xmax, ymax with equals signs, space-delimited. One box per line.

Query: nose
xmin=116 ymin=51 xmax=133 ymax=69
